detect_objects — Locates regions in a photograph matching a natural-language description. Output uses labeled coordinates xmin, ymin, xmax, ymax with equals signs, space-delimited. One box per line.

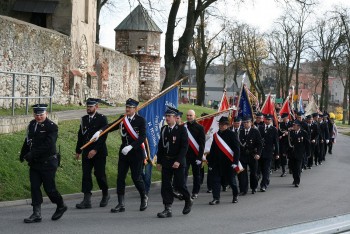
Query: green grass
xmin=178 ymin=104 xmax=216 ymax=121
xmin=0 ymin=104 xmax=213 ymax=201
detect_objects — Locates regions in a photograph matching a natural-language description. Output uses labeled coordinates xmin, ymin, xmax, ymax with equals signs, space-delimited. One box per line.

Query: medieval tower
xmin=114 ymin=4 xmax=162 ymax=101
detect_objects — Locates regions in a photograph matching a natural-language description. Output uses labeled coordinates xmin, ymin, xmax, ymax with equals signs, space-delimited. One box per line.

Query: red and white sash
xmin=213 ymin=132 xmax=244 ymax=173
xmin=122 ymin=117 xmax=147 ymax=157
xmin=184 ymin=124 xmax=199 ymax=156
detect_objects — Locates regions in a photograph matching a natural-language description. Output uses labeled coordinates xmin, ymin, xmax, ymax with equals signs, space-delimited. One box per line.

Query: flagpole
xmin=80 ymin=77 xmax=188 ymax=150
xmin=235 ymin=84 xmax=244 ymax=117
xmin=195 ymin=108 xmax=236 ymax=122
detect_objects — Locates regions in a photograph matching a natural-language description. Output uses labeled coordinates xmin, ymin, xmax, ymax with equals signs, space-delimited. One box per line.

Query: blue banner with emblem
xmin=138 ymin=87 xmax=178 ymax=193
xmin=138 ymin=87 xmax=178 ymax=160
xmin=237 ymin=85 xmax=253 ymax=119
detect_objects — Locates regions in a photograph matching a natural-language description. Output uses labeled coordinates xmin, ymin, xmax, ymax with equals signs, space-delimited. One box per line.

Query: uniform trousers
xmin=161 ymin=166 xmax=191 ymax=205
xmin=289 ymin=157 xmax=302 ymax=185
xmin=185 ymin=157 xmax=202 ymax=194
xmin=30 ymin=157 xmax=63 ymax=206
xmin=238 ymin=158 xmax=258 ymax=193
xmin=82 ymin=155 xmax=108 ymax=195
xmin=211 ymin=166 xmax=238 ymax=200
xmin=117 ymin=155 xmax=146 ymax=195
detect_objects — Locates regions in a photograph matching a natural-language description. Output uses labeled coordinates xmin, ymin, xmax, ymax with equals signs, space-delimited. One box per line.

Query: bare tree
xmin=267 ymin=15 xmax=297 ymax=99
xmin=234 ymin=23 xmax=267 ymax=102
xmin=190 ymin=10 xmax=224 ymax=105
xmin=162 ymin=0 xmax=219 ymax=90
xmin=96 ymin=0 xmax=116 ymax=44
xmin=339 ymin=9 xmax=350 ymax=124
xmin=285 ymin=1 xmax=314 ymax=98
xmin=309 ymin=13 xmax=344 ymax=111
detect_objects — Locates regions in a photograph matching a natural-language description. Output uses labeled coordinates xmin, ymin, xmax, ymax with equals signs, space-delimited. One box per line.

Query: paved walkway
xmin=53 ymin=107 xmax=125 ymax=121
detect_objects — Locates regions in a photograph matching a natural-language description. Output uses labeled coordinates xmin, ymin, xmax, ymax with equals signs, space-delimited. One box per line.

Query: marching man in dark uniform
xmin=279 ymin=113 xmax=292 ymax=177
xmin=20 ymin=104 xmax=67 ymax=223
xmin=238 ymin=116 xmax=262 ymax=195
xmin=309 ymin=113 xmax=320 ymax=167
xmin=90 ymin=98 xmax=148 ymax=213
xmin=156 ymin=106 xmax=192 ymax=218
xmin=75 ymin=98 xmax=109 ymax=209
xmin=207 ymin=116 xmax=240 ymax=205
xmin=184 ymin=110 xmax=205 ymax=199
xmin=288 ymin=120 xmax=310 ymax=187
xmin=258 ymin=114 xmax=279 ymax=192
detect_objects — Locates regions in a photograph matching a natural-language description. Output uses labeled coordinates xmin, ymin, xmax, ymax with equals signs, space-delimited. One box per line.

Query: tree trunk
xmin=196 ymin=66 xmax=206 ymax=106
xmin=342 ymin=77 xmax=348 ymax=124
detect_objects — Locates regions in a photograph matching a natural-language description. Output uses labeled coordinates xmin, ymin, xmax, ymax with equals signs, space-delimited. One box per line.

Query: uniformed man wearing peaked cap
xmin=238 ymin=116 xmax=262 ymax=195
xmin=20 ymin=104 xmax=67 ymax=223
xmin=279 ymin=113 xmax=292 ymax=177
xmin=90 ymin=98 xmax=148 ymax=213
xmin=207 ymin=116 xmax=240 ymax=204
xmin=156 ymin=106 xmax=192 ymax=218
xmin=288 ymin=120 xmax=310 ymax=187
xmin=75 ymin=98 xmax=110 ymax=209
xmin=258 ymin=113 xmax=279 ymax=192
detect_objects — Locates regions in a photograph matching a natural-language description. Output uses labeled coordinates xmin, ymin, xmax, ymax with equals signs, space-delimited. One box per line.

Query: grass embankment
xmin=0 ymin=104 xmax=215 ymax=201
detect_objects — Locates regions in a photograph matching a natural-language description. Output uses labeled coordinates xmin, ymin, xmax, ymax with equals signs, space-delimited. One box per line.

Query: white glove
xmin=326 ymin=139 xmax=329 ymax=144
xmin=195 ymin=160 xmax=202 ymax=165
xmin=202 ymin=155 xmax=206 ymax=161
xmin=90 ymin=130 xmax=102 ymax=141
xmin=122 ymin=145 xmax=133 ymax=155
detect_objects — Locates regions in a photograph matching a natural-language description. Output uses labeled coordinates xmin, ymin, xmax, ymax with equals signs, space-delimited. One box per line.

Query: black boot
xmin=24 ymin=205 xmax=42 ymax=223
xmin=111 ymin=195 xmax=125 ymax=213
xmin=76 ymin=193 xmax=92 ymax=209
xmin=100 ymin=192 xmax=110 ymax=207
xmin=182 ymin=198 xmax=193 ymax=215
xmin=52 ymin=203 xmax=67 ymax=221
xmin=157 ymin=204 xmax=172 ymax=218
xmin=140 ymin=194 xmax=148 ymax=211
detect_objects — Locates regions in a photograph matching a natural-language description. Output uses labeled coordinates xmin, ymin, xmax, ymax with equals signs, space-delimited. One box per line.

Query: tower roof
xmin=114 ymin=4 xmax=162 ymax=33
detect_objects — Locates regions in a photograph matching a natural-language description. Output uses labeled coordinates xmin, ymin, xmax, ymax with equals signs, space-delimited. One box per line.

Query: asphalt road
xmin=1 ymin=134 xmax=350 ymax=234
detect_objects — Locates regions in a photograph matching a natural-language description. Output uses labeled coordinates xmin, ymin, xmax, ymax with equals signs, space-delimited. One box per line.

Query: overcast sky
xmin=99 ymin=0 xmax=350 ymax=65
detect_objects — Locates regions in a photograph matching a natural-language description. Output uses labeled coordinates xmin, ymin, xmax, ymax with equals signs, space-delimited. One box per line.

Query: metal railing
xmin=0 ymin=71 xmax=55 ymax=116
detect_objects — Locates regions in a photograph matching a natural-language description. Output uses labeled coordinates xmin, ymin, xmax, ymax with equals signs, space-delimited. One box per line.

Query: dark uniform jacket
xmin=185 ymin=121 xmax=205 ymax=159
xmin=310 ymin=121 xmax=320 ymax=144
xmin=75 ymin=112 xmax=108 ymax=157
xmin=20 ymin=118 xmax=58 ymax=168
xmin=208 ymin=129 xmax=240 ymax=176
xmin=279 ymin=121 xmax=292 ymax=155
xmin=157 ymin=124 xmax=189 ymax=168
xmin=289 ymin=129 xmax=310 ymax=160
xmin=106 ymin=114 xmax=146 ymax=161
xmin=259 ymin=124 xmax=279 ymax=158
xmin=239 ymin=127 xmax=262 ymax=164
xmin=319 ymin=121 xmax=330 ymax=142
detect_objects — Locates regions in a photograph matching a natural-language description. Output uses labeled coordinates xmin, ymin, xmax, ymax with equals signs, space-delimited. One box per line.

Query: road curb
xmin=0 ymin=181 xmax=162 ymax=208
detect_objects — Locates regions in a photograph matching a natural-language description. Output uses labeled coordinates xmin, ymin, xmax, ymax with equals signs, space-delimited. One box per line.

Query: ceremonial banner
xmin=279 ymin=98 xmax=292 ymax=120
xmin=138 ymin=87 xmax=178 ymax=192
xmin=237 ymin=84 xmax=253 ymax=120
xmin=202 ymin=91 xmax=230 ymax=153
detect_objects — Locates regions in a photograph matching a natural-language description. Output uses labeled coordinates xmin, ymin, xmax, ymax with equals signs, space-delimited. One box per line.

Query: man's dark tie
xmin=89 ymin=117 xmax=92 ymax=123
xmin=245 ymin=130 xmax=248 ymax=136
xmin=169 ymin=127 xmax=172 ymax=134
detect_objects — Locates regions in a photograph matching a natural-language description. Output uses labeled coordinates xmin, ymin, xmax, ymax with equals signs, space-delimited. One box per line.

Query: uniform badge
xmin=41 ymin=124 xmax=44 ymax=127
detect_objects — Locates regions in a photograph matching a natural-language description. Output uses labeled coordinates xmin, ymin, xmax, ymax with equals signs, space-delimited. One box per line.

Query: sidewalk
xmin=54 ymin=106 xmax=125 ymax=121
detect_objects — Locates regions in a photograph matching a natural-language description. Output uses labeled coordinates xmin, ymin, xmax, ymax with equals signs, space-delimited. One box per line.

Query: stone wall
xmin=0 ymin=15 xmax=140 ymax=108
xmin=0 ymin=113 xmax=58 ymax=134
xmin=0 ymin=15 xmax=72 ymax=107
xmin=95 ymin=45 xmax=139 ymax=103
